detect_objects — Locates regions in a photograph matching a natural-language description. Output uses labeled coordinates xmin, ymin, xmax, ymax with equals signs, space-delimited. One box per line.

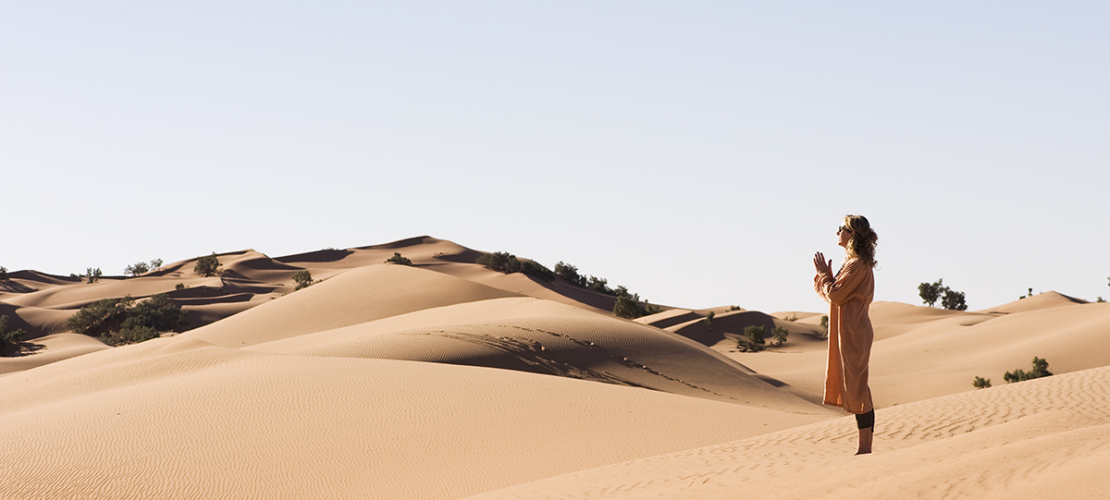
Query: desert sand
xmin=2 ymin=236 xmax=1108 ymax=499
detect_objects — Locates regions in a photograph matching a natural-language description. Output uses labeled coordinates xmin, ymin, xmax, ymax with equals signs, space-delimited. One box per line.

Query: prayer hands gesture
xmin=813 ymin=252 xmax=833 ymax=276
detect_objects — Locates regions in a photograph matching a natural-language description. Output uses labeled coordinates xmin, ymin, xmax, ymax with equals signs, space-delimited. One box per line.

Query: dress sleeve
xmin=815 ymin=260 xmax=866 ymax=305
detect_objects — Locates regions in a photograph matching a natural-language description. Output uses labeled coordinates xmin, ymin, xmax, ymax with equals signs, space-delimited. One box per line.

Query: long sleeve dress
xmin=814 ymin=258 xmax=875 ymax=415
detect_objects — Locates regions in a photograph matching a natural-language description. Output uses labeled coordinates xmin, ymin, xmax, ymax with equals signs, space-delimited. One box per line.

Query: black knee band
xmin=855 ymin=409 xmax=875 ymax=430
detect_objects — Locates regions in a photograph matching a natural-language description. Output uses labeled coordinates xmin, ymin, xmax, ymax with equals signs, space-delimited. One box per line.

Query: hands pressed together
xmin=813 ymin=251 xmax=834 ymax=277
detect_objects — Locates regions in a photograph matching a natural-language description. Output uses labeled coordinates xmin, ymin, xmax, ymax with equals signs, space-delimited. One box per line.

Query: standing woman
xmin=813 ymin=214 xmax=878 ymax=455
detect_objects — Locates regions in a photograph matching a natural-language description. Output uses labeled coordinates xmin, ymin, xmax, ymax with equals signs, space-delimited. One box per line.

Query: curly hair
xmin=843 ymin=214 xmax=878 ymax=268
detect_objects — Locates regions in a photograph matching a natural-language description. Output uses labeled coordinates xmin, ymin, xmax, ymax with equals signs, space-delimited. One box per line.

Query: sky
xmin=2 ymin=1 xmax=1108 ymax=313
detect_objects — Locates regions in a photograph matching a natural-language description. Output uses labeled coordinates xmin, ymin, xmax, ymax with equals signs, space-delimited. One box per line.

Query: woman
xmin=813 ymin=214 xmax=878 ymax=455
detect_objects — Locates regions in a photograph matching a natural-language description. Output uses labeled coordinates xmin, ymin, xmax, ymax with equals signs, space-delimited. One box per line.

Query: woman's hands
xmin=814 ymin=252 xmax=833 ymax=276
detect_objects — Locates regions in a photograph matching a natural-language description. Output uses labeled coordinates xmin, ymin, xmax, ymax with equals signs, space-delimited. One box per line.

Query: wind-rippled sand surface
xmin=2 ymin=236 xmax=1108 ymax=499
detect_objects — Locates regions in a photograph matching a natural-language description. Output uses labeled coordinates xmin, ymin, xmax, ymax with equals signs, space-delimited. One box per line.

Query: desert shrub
xmin=0 ymin=266 xmax=8 ymax=281
xmin=737 ymin=325 xmax=766 ymax=352
xmin=125 ymin=262 xmax=150 ymax=277
xmin=919 ymin=279 xmax=968 ymax=310
xmin=1098 ymin=297 xmax=1106 ymax=303
xmin=293 ymin=270 xmax=314 ymax=290
xmin=66 ymin=294 xmax=187 ymax=346
xmin=0 ymin=315 xmax=25 ymax=355
xmin=520 ymin=260 xmax=555 ymax=282
xmin=819 ymin=315 xmax=829 ymax=339
xmin=150 ymin=258 xmax=163 ymax=269
xmin=194 ymin=253 xmax=222 ymax=277
xmin=175 ymin=283 xmax=186 ymax=291
xmin=1019 ymin=287 xmax=1034 ymax=300
xmin=973 ymin=376 xmax=991 ymax=389
xmin=770 ymin=326 xmax=788 ymax=347
xmin=613 ymin=293 xmax=659 ymax=319
xmin=613 ymin=295 xmax=640 ymax=319
xmin=476 ymin=251 xmax=519 ymax=273
xmin=554 ymin=262 xmax=585 ymax=286
xmin=730 ymin=305 xmax=743 ymax=312
xmin=941 ymin=289 xmax=968 ymax=311
xmin=782 ymin=313 xmax=796 ymax=321
xmin=586 ymin=275 xmax=611 ymax=294
xmin=918 ymin=280 xmax=944 ymax=307
xmin=703 ymin=311 xmax=715 ymax=327
xmin=385 ymin=252 xmax=413 ymax=266
xmin=1004 ymin=357 xmax=1052 ymax=383
xmin=86 ymin=267 xmax=103 ymax=284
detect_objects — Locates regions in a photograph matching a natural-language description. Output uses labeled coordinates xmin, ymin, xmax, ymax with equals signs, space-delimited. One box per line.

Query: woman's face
xmin=837 ymin=225 xmax=853 ymax=248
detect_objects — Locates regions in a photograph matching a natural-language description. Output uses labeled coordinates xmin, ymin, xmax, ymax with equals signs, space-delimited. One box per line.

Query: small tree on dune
xmin=770 ymin=326 xmax=788 ymax=347
xmin=918 ymin=279 xmax=944 ymax=307
xmin=292 ymin=270 xmax=314 ymax=290
xmin=973 ymin=376 xmax=991 ymax=389
xmin=125 ymin=262 xmax=150 ymax=277
xmin=194 ymin=253 xmax=222 ymax=277
xmin=819 ymin=315 xmax=829 ymax=339
xmin=385 ymin=252 xmax=413 ymax=266
xmin=941 ymin=289 xmax=968 ymax=311
xmin=703 ymin=311 xmax=715 ymax=328
xmin=1003 ymin=357 xmax=1052 ymax=384
xmin=86 ymin=268 xmax=103 ymax=284
xmin=0 ymin=266 xmax=8 ymax=281
xmin=737 ymin=325 xmax=766 ymax=352
xmin=0 ymin=315 xmax=25 ymax=355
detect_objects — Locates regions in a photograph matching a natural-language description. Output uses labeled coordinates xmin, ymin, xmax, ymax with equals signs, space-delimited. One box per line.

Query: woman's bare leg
xmin=856 ymin=426 xmax=873 ymax=455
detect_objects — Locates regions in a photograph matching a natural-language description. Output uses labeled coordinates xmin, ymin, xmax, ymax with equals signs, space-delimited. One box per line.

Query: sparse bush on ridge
xmin=385 ymin=252 xmax=413 ymax=266
xmin=0 ymin=315 xmax=25 ymax=355
xmin=194 ymin=253 xmax=222 ymax=277
xmin=703 ymin=311 xmax=715 ymax=327
xmin=292 ymin=270 xmax=315 ymax=290
xmin=1004 ymin=357 xmax=1052 ymax=384
xmin=819 ymin=315 xmax=829 ymax=339
xmin=85 ymin=267 xmax=103 ymax=284
xmin=973 ymin=376 xmax=991 ymax=389
xmin=65 ymin=294 xmax=187 ymax=346
xmin=0 ymin=266 xmax=8 ymax=281
xmin=125 ymin=258 xmax=164 ymax=277
xmin=782 ymin=313 xmax=796 ymax=321
xmin=476 ymin=251 xmax=555 ymax=282
xmin=918 ymin=279 xmax=968 ymax=310
xmin=1019 ymin=287 xmax=1034 ymax=300
xmin=175 ymin=283 xmax=186 ymax=291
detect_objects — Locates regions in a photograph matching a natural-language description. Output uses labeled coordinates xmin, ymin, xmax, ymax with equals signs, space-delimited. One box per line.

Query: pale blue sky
xmin=3 ymin=1 xmax=1108 ymax=313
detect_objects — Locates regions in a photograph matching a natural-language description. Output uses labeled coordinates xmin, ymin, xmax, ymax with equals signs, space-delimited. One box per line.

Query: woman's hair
xmin=843 ymin=214 xmax=878 ymax=268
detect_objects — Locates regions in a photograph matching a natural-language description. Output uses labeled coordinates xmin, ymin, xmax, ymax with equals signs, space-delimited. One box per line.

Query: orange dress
xmin=814 ymin=258 xmax=875 ymax=414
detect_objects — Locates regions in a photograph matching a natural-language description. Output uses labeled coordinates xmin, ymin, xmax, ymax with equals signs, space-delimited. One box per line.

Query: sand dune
xmin=465 ymin=364 xmax=1110 ymax=500
xmin=3 ymin=236 xmax=1109 ymax=499
xmin=247 ymin=297 xmax=832 ymax=410
xmin=0 ymin=336 xmax=830 ymax=500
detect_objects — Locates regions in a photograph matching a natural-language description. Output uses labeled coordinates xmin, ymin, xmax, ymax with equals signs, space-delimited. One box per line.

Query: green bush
xmin=476 ymin=251 xmax=519 ymax=273
xmin=125 ymin=262 xmax=150 ymax=277
xmin=919 ymin=279 xmax=968 ymax=310
xmin=293 ymin=270 xmax=314 ymax=290
xmin=554 ymin=262 xmax=585 ymax=286
xmin=703 ymin=311 xmax=715 ymax=327
xmin=0 ymin=266 xmax=8 ymax=281
xmin=918 ymin=280 xmax=944 ymax=307
xmin=1004 ymin=357 xmax=1052 ymax=383
xmin=0 ymin=315 xmax=25 ymax=355
xmin=520 ymin=260 xmax=555 ymax=282
xmin=194 ymin=253 xmax=222 ymax=277
xmin=942 ymin=289 xmax=968 ymax=311
xmin=820 ymin=315 xmax=829 ymax=339
xmin=385 ymin=252 xmax=413 ymax=266
xmin=175 ymin=283 xmax=186 ymax=291
xmin=613 ymin=293 xmax=660 ymax=319
xmin=86 ymin=267 xmax=103 ymax=284
xmin=770 ymin=326 xmax=788 ymax=347
xmin=973 ymin=376 xmax=991 ymax=389
xmin=737 ymin=325 xmax=766 ymax=352
xmin=66 ymin=294 xmax=187 ymax=346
